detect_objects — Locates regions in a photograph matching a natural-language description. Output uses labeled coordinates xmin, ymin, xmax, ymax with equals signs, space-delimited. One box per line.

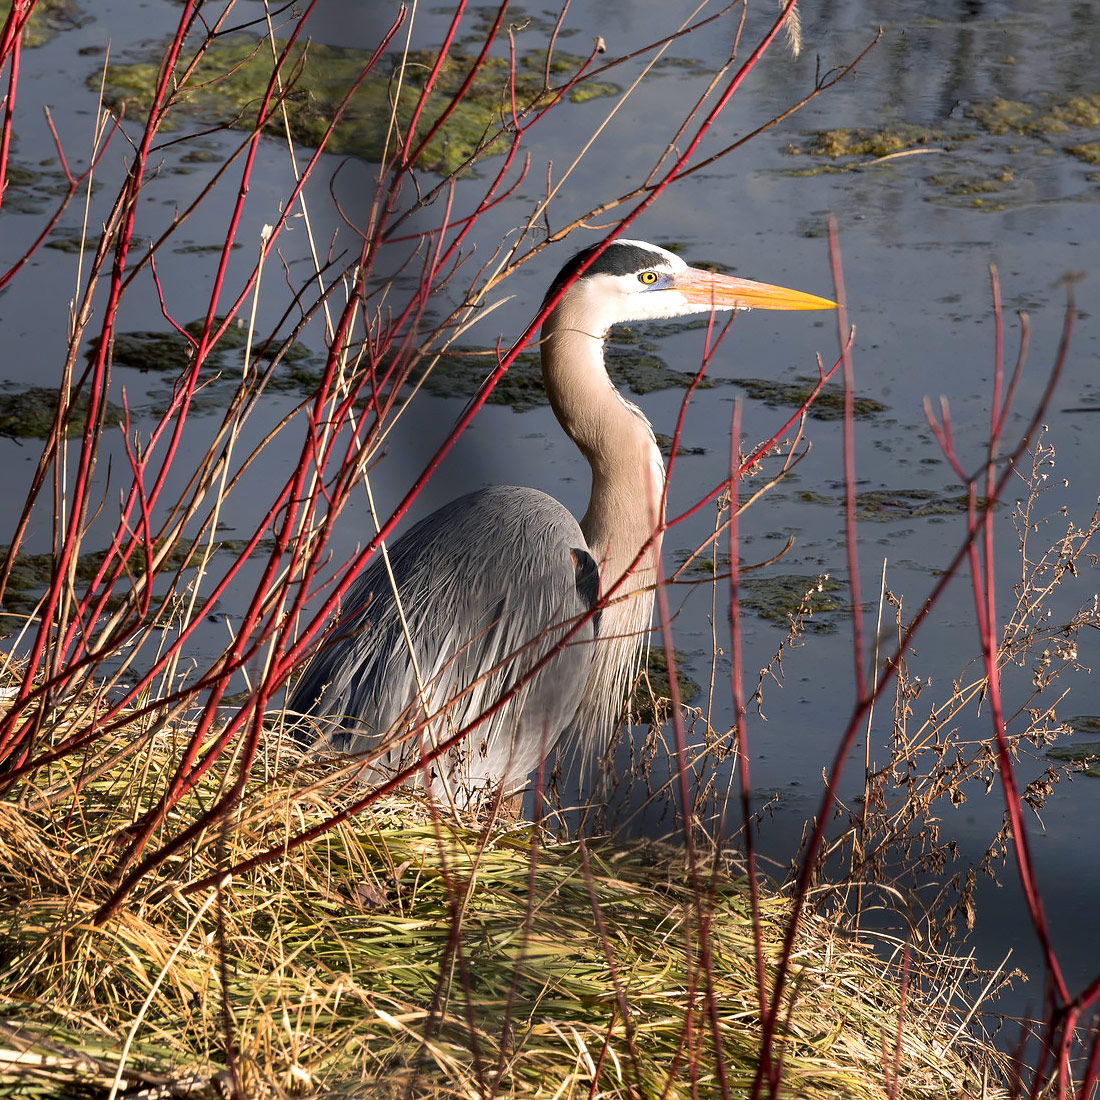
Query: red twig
xmin=0 ymin=0 xmax=33 ymax=218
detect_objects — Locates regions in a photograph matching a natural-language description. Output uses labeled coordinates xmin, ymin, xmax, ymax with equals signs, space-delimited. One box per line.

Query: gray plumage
xmin=289 ymin=239 xmax=833 ymax=804
xmin=290 ymin=486 xmax=599 ymax=803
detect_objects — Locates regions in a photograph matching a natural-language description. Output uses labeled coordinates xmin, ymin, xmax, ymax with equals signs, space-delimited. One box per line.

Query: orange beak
xmin=673 ymin=267 xmax=835 ymax=311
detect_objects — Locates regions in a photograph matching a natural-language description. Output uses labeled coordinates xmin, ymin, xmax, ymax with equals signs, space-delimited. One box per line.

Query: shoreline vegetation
xmin=0 ymin=680 xmax=1007 ymax=1099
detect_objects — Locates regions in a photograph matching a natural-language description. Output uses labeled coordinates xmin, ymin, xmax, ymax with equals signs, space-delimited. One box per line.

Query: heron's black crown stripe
xmin=543 ymin=242 xmax=671 ymax=305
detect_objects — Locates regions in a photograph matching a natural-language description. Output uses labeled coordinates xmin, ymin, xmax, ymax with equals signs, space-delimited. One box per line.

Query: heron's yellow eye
xmin=638 ymin=270 xmax=659 ymax=285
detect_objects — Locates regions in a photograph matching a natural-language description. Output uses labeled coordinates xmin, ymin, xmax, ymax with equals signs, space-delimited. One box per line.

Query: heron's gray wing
xmin=289 ymin=485 xmax=598 ymax=795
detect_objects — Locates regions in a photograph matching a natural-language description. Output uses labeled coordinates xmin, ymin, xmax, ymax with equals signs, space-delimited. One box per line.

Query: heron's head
xmin=544 ymin=239 xmax=834 ymax=332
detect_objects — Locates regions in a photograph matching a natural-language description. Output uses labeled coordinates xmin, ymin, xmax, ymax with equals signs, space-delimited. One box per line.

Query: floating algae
xmin=0 ymin=385 xmax=121 ymax=441
xmin=98 ymin=36 xmax=619 ymax=175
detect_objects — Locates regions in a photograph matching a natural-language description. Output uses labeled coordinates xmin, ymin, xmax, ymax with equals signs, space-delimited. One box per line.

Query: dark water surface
xmin=2 ymin=0 xmax=1099 ymax=1046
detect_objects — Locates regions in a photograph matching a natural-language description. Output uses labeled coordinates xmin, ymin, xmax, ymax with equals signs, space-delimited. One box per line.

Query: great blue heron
xmin=290 ymin=239 xmax=833 ymax=806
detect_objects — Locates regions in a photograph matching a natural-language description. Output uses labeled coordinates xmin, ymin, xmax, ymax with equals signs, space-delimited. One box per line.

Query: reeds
xmin=0 ymin=701 xmax=1003 ymax=1098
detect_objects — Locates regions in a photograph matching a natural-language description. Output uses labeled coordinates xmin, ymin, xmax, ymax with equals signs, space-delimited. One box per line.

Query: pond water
xmin=2 ymin=0 xmax=1099 ymax=1051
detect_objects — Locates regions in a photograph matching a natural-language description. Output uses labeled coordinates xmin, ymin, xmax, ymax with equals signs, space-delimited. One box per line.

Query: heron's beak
xmin=673 ymin=267 xmax=835 ymax=311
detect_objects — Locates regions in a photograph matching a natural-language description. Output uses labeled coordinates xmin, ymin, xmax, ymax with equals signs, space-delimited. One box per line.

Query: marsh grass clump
xmin=98 ymin=36 xmax=618 ymax=174
xmin=794 ymin=123 xmax=955 ymax=160
xmin=738 ymin=572 xmax=848 ymax=634
xmin=0 ymin=678 xmax=1005 ymax=1099
xmin=0 ymin=385 xmax=122 ymax=441
xmin=0 ymin=0 xmax=79 ymax=49
xmin=733 ymin=374 xmax=887 ymax=421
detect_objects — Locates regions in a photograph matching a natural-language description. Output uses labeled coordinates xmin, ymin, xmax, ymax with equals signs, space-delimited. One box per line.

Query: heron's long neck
xmin=541 ymin=301 xmax=665 ymax=760
xmin=540 ymin=308 xmax=665 ymax=586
